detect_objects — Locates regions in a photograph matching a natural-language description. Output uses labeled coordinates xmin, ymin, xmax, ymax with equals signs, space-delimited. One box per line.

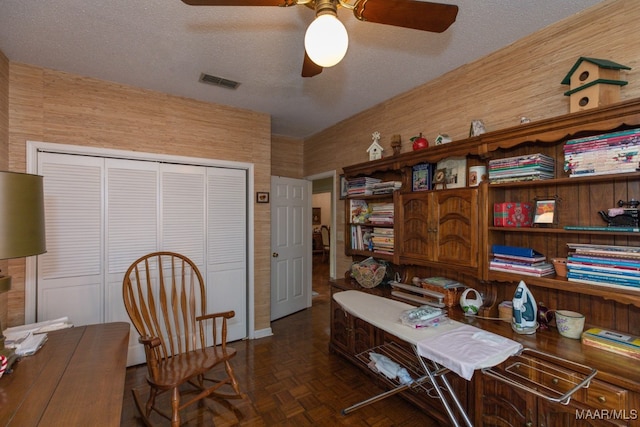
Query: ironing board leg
xmin=413 ymin=345 xmax=474 ymax=427
xmin=341 ymin=381 xmax=413 ymax=415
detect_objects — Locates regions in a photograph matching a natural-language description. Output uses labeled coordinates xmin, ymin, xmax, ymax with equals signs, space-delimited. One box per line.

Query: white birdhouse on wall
xmin=367 ymin=131 xmax=384 ymax=161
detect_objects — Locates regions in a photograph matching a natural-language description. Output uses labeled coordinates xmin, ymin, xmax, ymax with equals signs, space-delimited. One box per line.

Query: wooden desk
xmin=0 ymin=322 xmax=130 ymax=426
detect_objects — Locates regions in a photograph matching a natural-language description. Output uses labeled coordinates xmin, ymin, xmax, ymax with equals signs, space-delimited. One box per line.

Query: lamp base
xmin=0 ymin=346 xmax=18 ymax=373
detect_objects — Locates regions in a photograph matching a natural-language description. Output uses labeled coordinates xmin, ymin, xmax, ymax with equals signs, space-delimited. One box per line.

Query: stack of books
xmin=350 ymin=225 xmax=374 ymax=250
xmin=488 ymin=153 xmax=555 ymax=183
xmin=370 ymin=181 xmax=402 ymax=195
xmin=563 ymin=128 xmax=640 ymax=177
xmin=346 ymin=177 xmax=381 ymax=197
xmin=368 ymin=202 xmax=394 ymax=225
xmin=489 ymin=245 xmax=555 ymax=277
xmin=566 ymin=243 xmax=640 ymax=289
xmin=370 ymin=227 xmax=394 ymax=254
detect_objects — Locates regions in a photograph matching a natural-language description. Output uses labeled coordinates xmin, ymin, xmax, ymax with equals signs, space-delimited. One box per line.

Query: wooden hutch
xmin=332 ymin=98 xmax=640 ymax=426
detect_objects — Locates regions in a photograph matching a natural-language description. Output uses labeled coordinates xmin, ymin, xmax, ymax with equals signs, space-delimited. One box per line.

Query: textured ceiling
xmin=0 ymin=0 xmax=605 ymax=139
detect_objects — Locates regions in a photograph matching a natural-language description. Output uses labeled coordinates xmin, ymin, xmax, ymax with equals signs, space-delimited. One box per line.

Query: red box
xmin=494 ymin=202 xmax=532 ymax=227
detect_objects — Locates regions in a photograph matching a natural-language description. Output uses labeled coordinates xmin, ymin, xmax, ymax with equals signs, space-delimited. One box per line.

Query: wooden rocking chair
xmin=122 ymin=251 xmax=244 ymax=426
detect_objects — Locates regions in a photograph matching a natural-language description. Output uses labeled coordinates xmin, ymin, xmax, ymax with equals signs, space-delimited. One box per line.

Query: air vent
xmin=199 ymin=73 xmax=240 ymax=90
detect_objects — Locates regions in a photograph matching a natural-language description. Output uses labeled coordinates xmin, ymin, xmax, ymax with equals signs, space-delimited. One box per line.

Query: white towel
xmin=416 ymin=324 xmax=522 ymax=380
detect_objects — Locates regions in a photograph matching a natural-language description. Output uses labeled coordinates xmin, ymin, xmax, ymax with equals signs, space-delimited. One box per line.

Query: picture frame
xmin=339 ymin=174 xmax=348 ymax=200
xmin=312 ymin=207 xmax=321 ymax=225
xmin=412 ymin=163 xmax=433 ymax=191
xmin=436 ymin=156 xmax=467 ymax=189
xmin=533 ymin=199 xmax=556 ymax=226
xmin=433 ymin=168 xmax=447 ymax=190
xmin=256 ymin=192 xmax=269 ymax=203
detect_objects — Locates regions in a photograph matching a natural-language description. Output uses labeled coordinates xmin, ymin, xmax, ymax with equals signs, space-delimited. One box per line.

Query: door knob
xmin=272 ymin=252 xmax=279 ymax=257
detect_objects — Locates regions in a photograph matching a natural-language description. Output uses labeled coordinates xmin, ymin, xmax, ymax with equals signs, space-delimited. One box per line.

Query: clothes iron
xmin=512 ymin=280 xmax=538 ymax=334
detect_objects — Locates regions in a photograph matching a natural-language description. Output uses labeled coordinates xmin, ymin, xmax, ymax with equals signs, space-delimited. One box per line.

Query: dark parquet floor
xmin=120 ymin=255 xmax=440 ymax=426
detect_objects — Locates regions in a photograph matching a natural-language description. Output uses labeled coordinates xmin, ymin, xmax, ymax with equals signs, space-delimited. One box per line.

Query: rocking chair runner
xmin=122 ymin=251 xmax=244 ymax=426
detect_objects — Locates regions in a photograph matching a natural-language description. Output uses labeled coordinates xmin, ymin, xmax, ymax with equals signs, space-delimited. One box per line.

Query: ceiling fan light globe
xmin=304 ymin=14 xmax=349 ymax=68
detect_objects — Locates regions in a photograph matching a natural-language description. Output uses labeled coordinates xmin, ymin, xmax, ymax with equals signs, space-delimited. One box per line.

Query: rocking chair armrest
xmin=197 ymin=310 xmax=236 ymax=322
xmin=138 ymin=335 xmax=162 ymax=348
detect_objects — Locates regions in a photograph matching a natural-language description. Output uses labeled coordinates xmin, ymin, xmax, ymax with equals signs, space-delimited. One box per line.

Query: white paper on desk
xmin=7 ymin=332 xmax=48 ymax=356
xmin=4 ymin=317 xmax=72 ymax=337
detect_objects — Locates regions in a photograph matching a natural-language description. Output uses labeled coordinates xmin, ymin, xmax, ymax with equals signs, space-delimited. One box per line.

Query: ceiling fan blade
xmin=302 ymin=51 xmax=323 ymax=78
xmin=181 ymin=0 xmax=293 ymax=6
xmin=353 ymin=0 xmax=458 ymax=33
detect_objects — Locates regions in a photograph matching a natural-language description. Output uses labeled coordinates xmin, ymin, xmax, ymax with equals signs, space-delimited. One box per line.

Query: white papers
xmin=5 ymin=332 xmax=48 ymax=356
xmin=3 ymin=317 xmax=73 ymax=356
xmin=4 ymin=316 xmax=72 ymax=336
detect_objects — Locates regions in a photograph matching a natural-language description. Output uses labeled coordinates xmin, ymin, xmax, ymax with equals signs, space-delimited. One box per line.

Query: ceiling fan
xmin=181 ymin=0 xmax=458 ymax=77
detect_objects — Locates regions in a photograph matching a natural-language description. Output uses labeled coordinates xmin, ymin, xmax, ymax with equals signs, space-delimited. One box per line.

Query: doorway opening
xmin=308 ymin=173 xmax=336 ymax=302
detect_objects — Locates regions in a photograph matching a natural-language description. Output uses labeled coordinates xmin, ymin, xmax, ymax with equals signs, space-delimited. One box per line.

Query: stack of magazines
xmin=489 ymin=153 xmax=555 ymax=183
xmin=370 ymin=181 xmax=402 ymax=194
xmin=489 ymin=245 xmax=555 ymax=277
xmin=563 ymin=128 xmax=640 ymax=177
xmin=566 ymin=243 xmax=640 ymax=289
xmin=346 ymin=177 xmax=381 ymax=197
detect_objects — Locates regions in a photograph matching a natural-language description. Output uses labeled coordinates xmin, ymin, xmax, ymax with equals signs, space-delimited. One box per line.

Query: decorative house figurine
xmin=367 ymin=131 xmax=384 ymax=160
xmin=390 ymin=134 xmax=402 ymax=156
xmin=562 ymin=57 xmax=631 ymax=113
xmin=435 ymin=134 xmax=452 ymax=145
xmin=469 ymin=120 xmax=486 ymax=137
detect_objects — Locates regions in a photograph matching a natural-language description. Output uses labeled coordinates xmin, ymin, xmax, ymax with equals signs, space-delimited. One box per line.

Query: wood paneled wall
xmin=6 ymin=64 xmax=272 ymax=330
xmin=303 ymin=0 xmax=640 ymax=281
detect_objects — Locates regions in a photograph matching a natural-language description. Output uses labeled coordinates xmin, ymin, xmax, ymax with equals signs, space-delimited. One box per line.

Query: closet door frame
xmin=25 ymin=141 xmax=255 ymax=338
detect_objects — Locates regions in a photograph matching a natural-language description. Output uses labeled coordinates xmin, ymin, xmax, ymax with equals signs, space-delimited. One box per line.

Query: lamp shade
xmin=0 ymin=171 xmax=46 ymax=259
xmin=304 ymin=14 xmax=349 ymax=68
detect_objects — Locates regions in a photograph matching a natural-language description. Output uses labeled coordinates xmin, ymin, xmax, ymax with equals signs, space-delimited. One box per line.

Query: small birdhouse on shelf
xmin=367 ymin=131 xmax=384 ymax=161
xmin=561 ymin=57 xmax=631 ymax=113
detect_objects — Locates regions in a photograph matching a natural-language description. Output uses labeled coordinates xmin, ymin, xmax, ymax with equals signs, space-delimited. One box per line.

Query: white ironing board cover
xmin=333 ymin=290 xmax=522 ymax=380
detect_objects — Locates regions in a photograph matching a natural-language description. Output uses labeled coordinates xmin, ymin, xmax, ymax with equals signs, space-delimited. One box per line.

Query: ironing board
xmin=334 ymin=290 xmax=524 ymax=427
xmin=333 ymin=290 xmax=598 ymax=427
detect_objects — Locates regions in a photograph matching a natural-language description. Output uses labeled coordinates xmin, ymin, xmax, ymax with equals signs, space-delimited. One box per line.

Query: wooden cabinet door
xmin=475 ymin=373 xmax=536 ymax=427
xmin=398 ymin=189 xmax=479 ymax=269
xmin=432 ymin=188 xmax=478 ymax=268
xmin=353 ymin=316 xmax=377 ymax=355
xmin=397 ymin=192 xmax=434 ymax=264
xmin=330 ymin=298 xmax=353 ymax=354
xmin=538 ymin=399 xmax=629 ymax=427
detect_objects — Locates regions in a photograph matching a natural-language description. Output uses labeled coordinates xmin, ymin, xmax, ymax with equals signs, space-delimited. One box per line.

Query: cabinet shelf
xmin=488 ymin=171 xmax=640 ymax=189
xmin=488 ymin=270 xmax=640 ymax=307
xmin=488 ymin=226 xmax=640 ymax=236
xmin=349 ymin=249 xmax=394 ymax=261
xmin=350 ymin=222 xmax=394 ymax=228
xmin=346 ymin=193 xmax=397 ymax=200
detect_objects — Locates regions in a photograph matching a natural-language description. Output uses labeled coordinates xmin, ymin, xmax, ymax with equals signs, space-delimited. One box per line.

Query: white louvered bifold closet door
xmin=35 ymin=152 xmax=248 ymax=364
xmin=104 ymin=159 xmax=160 ymax=366
xmin=37 ymin=153 xmax=105 ymax=325
xmin=206 ymin=167 xmax=247 ymax=342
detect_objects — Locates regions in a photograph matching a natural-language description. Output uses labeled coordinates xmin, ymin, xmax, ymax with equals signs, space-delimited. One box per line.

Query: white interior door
xmin=270 ymin=176 xmax=312 ymax=321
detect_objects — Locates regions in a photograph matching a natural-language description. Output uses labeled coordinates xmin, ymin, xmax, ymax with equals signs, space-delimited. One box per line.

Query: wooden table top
xmin=0 ymin=322 xmax=130 ymax=426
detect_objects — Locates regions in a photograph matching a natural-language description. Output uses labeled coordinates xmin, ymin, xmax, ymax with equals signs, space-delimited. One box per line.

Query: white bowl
xmin=555 ymin=310 xmax=585 ymax=339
